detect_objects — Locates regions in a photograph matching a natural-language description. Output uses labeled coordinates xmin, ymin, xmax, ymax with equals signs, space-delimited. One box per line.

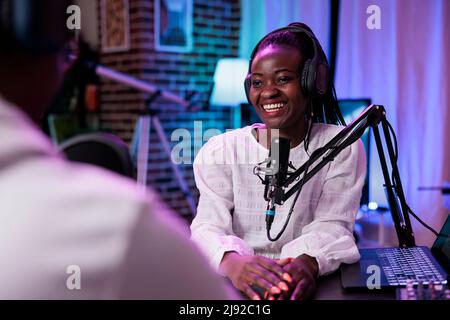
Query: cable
xmin=385 ymin=119 xmax=398 ymax=162
xmin=406 ymin=204 xmax=439 ymax=236
xmin=384 ymin=119 xmax=440 ymax=237
xmin=266 ymin=126 xmax=345 ymax=241
xmin=266 ymin=109 xmax=443 ymax=241
xmin=267 ymin=156 xmax=313 ymax=242
xmin=266 ymin=119 xmax=317 ymax=241
xmin=304 ymin=112 xmax=314 ymax=156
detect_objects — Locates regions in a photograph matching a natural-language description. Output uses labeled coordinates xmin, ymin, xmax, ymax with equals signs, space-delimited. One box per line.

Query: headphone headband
xmin=248 ymin=24 xmax=319 ymax=64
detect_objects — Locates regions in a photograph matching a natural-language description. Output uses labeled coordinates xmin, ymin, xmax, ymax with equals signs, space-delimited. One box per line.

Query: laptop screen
xmin=431 ymin=214 xmax=450 ymax=273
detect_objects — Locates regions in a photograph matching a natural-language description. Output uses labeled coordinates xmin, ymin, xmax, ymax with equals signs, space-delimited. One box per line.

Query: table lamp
xmin=210 ymin=58 xmax=249 ymax=129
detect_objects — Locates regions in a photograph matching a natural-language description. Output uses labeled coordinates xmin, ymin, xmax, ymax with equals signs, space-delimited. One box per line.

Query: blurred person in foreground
xmin=0 ymin=0 xmax=236 ymax=299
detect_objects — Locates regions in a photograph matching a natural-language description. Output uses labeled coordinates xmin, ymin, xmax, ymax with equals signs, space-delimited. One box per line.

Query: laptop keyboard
xmin=376 ymin=247 xmax=448 ymax=286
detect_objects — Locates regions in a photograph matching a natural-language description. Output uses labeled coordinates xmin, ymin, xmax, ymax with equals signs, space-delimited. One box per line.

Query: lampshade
xmin=210 ymin=58 xmax=249 ymax=107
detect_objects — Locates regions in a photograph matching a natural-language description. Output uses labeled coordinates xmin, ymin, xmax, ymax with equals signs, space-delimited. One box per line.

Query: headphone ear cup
xmin=302 ymin=58 xmax=329 ymax=98
xmin=244 ymin=74 xmax=252 ymax=103
xmin=301 ymin=58 xmax=313 ymax=97
xmin=315 ymin=62 xmax=329 ymax=95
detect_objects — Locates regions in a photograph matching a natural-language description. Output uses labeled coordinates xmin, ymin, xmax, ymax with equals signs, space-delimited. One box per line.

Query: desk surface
xmin=315 ymin=270 xmax=395 ymax=300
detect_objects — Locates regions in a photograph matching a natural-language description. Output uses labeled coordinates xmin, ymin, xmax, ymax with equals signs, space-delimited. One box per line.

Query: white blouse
xmin=190 ymin=123 xmax=366 ymax=276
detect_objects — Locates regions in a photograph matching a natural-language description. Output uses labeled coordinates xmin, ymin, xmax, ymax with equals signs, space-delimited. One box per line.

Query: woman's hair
xmin=253 ymin=27 xmax=345 ymax=126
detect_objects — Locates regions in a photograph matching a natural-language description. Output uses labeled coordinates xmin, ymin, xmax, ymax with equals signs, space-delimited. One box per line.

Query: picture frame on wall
xmin=101 ymin=0 xmax=130 ymax=53
xmin=154 ymin=0 xmax=193 ymax=53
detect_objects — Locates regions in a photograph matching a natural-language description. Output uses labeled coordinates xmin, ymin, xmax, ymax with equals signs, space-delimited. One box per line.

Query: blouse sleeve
xmin=279 ymin=139 xmax=367 ymax=276
xmin=190 ymin=136 xmax=254 ymax=272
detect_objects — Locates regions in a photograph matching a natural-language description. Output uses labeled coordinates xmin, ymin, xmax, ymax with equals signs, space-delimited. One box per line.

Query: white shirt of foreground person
xmin=0 ymin=96 xmax=237 ymax=300
xmin=191 ymin=123 xmax=366 ymax=276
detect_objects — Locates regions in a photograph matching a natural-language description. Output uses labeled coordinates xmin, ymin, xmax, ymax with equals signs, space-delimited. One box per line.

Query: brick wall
xmin=98 ymin=0 xmax=241 ymax=218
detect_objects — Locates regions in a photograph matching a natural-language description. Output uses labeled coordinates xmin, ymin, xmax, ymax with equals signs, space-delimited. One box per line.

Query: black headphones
xmin=244 ymin=22 xmax=329 ymax=103
xmin=0 ymin=0 xmax=70 ymax=54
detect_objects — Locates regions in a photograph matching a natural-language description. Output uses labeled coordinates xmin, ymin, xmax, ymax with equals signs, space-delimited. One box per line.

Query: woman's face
xmin=249 ymin=45 xmax=308 ymax=133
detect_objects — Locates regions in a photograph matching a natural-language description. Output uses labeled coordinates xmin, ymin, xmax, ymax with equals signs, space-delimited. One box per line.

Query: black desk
xmin=315 ymin=270 xmax=395 ymax=300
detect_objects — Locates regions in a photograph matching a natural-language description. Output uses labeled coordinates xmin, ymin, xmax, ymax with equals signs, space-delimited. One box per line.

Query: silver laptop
xmin=341 ymin=215 xmax=450 ymax=290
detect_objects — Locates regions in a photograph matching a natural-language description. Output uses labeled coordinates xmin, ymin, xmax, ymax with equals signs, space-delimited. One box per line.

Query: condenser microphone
xmin=264 ymin=137 xmax=291 ymax=234
xmin=263 ymin=137 xmax=291 ymax=201
xmin=254 ymin=136 xmax=291 ymax=191
xmin=253 ymin=136 xmax=292 ymax=237
xmin=269 ymin=136 xmax=291 ymax=190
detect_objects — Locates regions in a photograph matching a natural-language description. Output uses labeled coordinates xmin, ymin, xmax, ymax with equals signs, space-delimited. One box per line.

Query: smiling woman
xmin=190 ymin=22 xmax=367 ymax=301
xmin=248 ymin=45 xmax=306 ymax=147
